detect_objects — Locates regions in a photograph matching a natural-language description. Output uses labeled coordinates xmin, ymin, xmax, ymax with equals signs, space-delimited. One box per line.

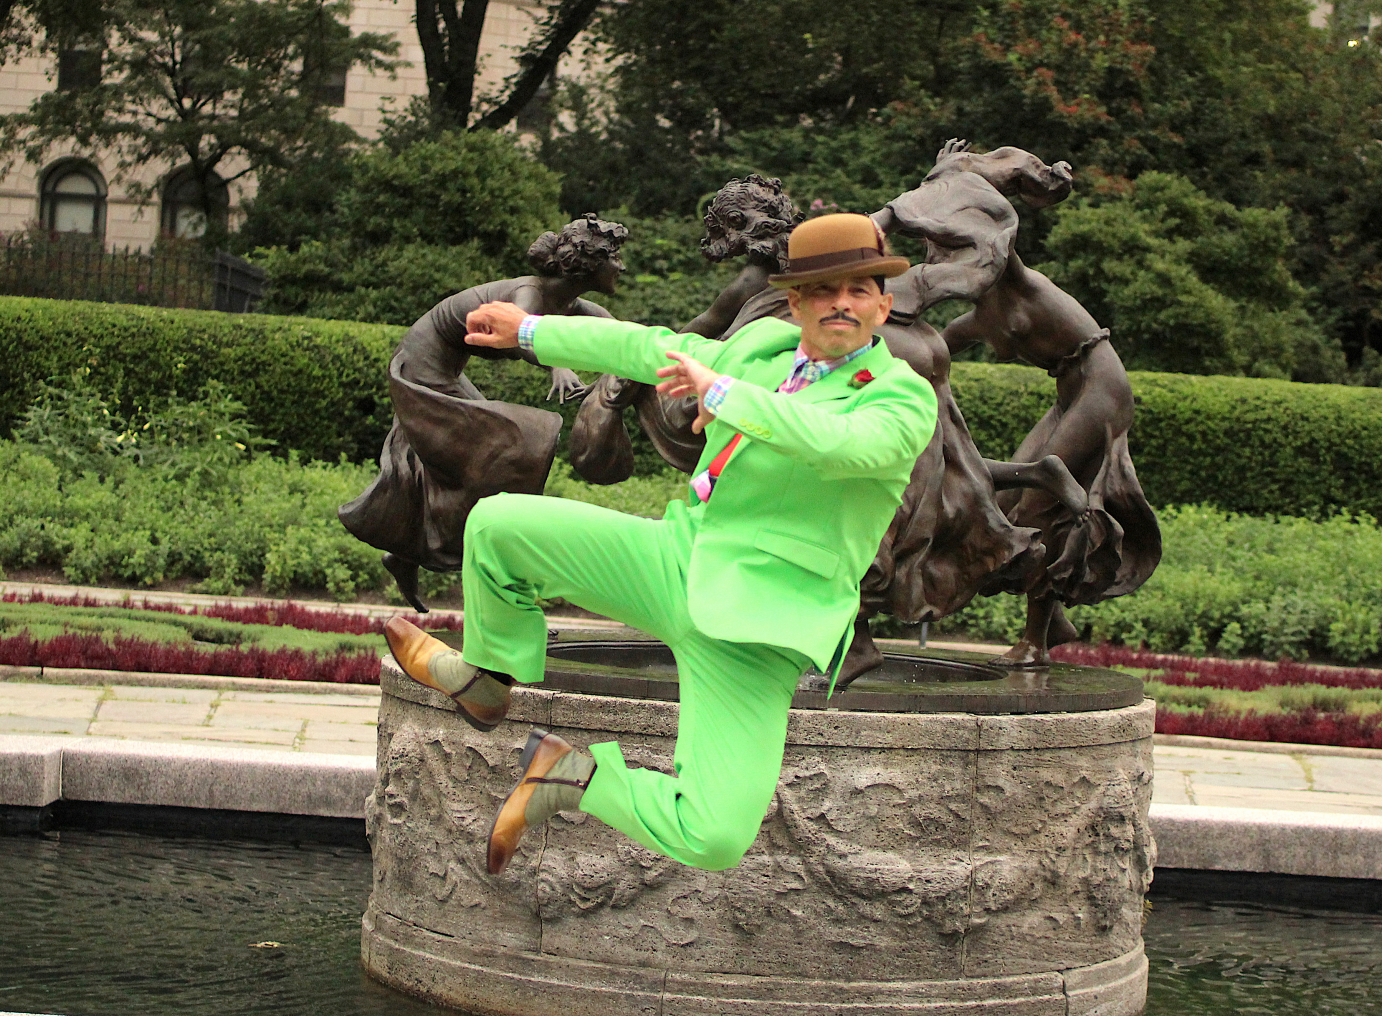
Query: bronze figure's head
xmin=701 ymin=174 xmax=802 ymax=266
xmin=529 ymin=213 xmax=631 ymax=293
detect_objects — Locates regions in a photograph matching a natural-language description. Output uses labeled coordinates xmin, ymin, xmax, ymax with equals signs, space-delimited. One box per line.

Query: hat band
xmin=782 ymin=247 xmax=885 ymax=275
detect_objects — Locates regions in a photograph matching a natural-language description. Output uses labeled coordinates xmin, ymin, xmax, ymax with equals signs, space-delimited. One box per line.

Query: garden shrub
xmin=949 ymin=362 xmax=1382 ymax=519
xmin=7 ymin=296 xmax=1382 ymax=516
xmin=939 ymin=505 xmax=1382 ymax=664
xmin=1041 ymin=172 xmax=1346 ymax=382
xmin=247 ymin=130 xmax=566 ymax=327
xmin=0 ymin=441 xmax=387 ymax=598
xmin=0 ymin=295 xmax=400 ymax=463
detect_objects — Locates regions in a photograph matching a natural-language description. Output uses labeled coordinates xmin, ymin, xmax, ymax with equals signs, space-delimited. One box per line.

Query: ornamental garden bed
xmin=4 ymin=591 xmax=1380 ymax=748
xmin=1053 ymin=642 xmax=1382 ymax=749
xmin=0 ymin=592 xmax=461 ymax=684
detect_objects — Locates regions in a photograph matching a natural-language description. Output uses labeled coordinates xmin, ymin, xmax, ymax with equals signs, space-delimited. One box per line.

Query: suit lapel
xmin=792 ymin=338 xmax=896 ymax=405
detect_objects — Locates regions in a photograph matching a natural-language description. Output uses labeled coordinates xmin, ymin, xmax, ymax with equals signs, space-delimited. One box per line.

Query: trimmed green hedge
xmin=0 ymin=296 xmax=400 ymax=463
xmin=6 ymin=296 xmax=1382 ymax=518
xmin=949 ymin=363 xmax=1382 ymax=519
xmin=0 ymin=295 xmax=662 ymax=471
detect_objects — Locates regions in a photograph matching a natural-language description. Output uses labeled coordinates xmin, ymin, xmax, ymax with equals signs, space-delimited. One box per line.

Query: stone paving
xmin=3 ymin=676 xmax=1381 ymax=816
xmin=0 ymin=681 xmax=379 ymax=756
xmin=3 ymin=579 xmax=1381 ymax=820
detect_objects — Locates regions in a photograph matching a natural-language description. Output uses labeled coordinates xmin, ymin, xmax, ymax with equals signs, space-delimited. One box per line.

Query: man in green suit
xmin=385 ymin=214 xmax=939 ymax=875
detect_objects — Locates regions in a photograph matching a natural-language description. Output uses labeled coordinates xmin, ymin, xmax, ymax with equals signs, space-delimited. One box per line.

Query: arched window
xmin=39 ymin=161 xmax=106 ymax=238
xmin=160 ymin=167 xmax=229 ymax=238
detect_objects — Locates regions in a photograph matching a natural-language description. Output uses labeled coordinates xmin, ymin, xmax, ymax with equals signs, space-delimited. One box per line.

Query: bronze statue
xmin=719 ymin=263 xmax=1082 ymax=686
xmin=338 ymin=214 xmax=630 ymax=611
xmin=569 ymin=176 xmax=801 ymax=482
xmin=874 ymin=141 xmax=1160 ymax=666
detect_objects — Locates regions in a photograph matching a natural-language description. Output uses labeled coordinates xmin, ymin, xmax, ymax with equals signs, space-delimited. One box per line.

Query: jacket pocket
xmin=753 ymin=529 xmax=841 ymax=579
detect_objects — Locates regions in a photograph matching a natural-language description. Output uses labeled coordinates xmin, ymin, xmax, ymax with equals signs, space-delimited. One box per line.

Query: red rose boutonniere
xmin=848 ymin=368 xmax=875 ymax=389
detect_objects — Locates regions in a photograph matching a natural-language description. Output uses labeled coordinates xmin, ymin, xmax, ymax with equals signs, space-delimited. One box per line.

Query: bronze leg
xmin=835 ymin=614 xmax=886 ymax=691
xmin=383 ymin=552 xmax=429 ymax=613
xmin=996 ymin=590 xmax=1058 ymax=668
xmin=985 ymin=455 xmax=1087 ymax=518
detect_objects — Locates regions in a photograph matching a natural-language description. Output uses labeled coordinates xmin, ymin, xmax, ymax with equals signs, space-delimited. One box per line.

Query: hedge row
xmin=0 ymin=296 xmax=399 ymax=463
xmin=6 ymin=296 xmax=1382 ymax=518
xmin=949 ymin=363 xmax=1382 ymax=520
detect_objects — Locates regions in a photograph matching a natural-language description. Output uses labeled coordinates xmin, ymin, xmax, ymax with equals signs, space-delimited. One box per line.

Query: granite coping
xmin=4 ymin=731 xmax=1381 ymax=882
xmin=1151 ymin=803 xmax=1382 ymax=880
xmin=0 ymin=734 xmax=373 ymax=817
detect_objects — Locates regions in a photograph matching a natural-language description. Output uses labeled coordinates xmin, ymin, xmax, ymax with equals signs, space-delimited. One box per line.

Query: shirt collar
xmin=788 ymin=339 xmax=874 ymax=383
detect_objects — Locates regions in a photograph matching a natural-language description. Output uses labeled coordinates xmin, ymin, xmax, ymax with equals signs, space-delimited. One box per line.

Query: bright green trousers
xmin=461 ymin=493 xmax=810 ymax=871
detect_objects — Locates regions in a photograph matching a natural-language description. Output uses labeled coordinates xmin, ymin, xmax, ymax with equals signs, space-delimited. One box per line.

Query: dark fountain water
xmin=1 ymin=831 xmax=1380 ymax=1015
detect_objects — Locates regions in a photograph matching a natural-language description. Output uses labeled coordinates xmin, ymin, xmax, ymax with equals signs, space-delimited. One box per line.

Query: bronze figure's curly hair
xmin=701 ymin=175 xmax=801 ymax=264
xmin=528 ymin=213 xmax=631 ymax=277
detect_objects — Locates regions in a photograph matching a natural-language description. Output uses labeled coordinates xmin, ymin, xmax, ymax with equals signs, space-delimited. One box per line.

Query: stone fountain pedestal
xmin=362 ymin=634 xmax=1155 ymax=1016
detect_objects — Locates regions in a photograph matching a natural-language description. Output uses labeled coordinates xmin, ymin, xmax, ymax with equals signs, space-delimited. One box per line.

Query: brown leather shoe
xmin=383 ymin=616 xmax=510 ymax=732
xmin=487 ymin=729 xmax=595 ymax=875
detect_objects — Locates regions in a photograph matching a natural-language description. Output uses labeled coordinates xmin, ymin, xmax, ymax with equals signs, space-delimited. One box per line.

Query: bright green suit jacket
xmin=531 ymin=315 xmax=939 ymax=679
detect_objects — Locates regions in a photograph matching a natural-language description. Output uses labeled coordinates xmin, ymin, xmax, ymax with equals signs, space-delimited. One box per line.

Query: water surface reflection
xmin=0 ymin=831 xmax=1378 ymax=1015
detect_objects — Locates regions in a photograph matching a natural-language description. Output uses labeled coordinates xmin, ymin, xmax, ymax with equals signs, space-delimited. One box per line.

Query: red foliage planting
xmin=1051 ymin=641 xmax=1382 ymax=691
xmin=1156 ymin=708 xmax=1382 ymax=750
xmin=1 ymin=590 xmax=463 ymax=635
xmin=0 ymin=630 xmax=380 ymax=684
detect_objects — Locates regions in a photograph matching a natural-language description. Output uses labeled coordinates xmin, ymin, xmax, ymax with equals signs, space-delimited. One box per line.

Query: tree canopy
xmin=539 ymin=0 xmax=1382 ymax=377
xmin=249 ymin=129 xmax=564 ymax=324
xmin=0 ymin=0 xmax=400 ymax=243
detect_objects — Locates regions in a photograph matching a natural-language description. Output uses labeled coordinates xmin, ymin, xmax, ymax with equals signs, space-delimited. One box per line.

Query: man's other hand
xmin=656 ymin=350 xmax=722 ymax=434
xmin=465 ymin=302 xmax=527 ymax=347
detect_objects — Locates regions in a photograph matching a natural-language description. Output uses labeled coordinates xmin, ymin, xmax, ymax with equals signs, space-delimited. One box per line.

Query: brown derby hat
xmin=768 ymin=212 xmax=910 ymax=288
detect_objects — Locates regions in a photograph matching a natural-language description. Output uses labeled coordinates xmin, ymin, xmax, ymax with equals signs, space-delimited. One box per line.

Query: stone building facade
xmin=0 ymin=0 xmax=583 ymax=249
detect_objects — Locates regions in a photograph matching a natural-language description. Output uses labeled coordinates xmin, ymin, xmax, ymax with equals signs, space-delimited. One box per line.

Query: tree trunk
xmin=471 ymin=0 xmax=601 ymax=132
xmin=415 ymin=0 xmax=489 ymax=127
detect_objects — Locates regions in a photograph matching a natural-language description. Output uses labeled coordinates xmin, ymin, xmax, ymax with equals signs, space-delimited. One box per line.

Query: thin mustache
xmin=821 ymin=310 xmax=861 ymax=325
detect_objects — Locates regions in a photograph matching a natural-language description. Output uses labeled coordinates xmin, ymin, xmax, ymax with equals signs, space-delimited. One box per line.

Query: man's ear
xmin=874 ymin=291 xmax=894 ymax=326
xmin=786 ymin=287 xmax=803 ymax=322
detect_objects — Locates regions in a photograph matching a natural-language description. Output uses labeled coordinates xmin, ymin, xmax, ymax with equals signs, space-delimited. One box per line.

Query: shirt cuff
xmin=703 ymin=375 xmax=735 ymax=416
xmin=517 ymin=314 xmax=541 ymax=352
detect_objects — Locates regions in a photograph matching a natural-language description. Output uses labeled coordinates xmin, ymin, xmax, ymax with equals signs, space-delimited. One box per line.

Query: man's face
xmin=787 ymin=276 xmax=893 ymax=359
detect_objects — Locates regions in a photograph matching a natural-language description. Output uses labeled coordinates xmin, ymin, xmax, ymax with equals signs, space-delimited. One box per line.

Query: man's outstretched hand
xmin=465 ymin=302 xmax=527 ymax=347
xmin=656 ymin=350 xmax=723 ymax=434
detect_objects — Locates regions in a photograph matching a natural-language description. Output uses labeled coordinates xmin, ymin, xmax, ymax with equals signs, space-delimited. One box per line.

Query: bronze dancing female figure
xmin=338 ymin=214 xmax=630 ymax=611
xmin=876 ymin=141 xmax=1159 ymax=666
xmin=569 ymin=176 xmax=800 ymax=482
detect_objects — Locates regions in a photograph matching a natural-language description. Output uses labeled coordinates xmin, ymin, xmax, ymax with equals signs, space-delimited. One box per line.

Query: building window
xmin=515 ymin=72 xmax=556 ymax=133
xmin=160 ymin=168 xmax=229 ymax=238
xmin=56 ymin=44 xmax=102 ymax=91
xmin=315 ymin=67 xmax=347 ymax=107
xmin=39 ymin=161 xmax=106 ymax=238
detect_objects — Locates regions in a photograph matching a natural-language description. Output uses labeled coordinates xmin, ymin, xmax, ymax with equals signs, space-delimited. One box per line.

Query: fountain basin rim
xmin=540 ymin=635 xmax=1142 ymax=714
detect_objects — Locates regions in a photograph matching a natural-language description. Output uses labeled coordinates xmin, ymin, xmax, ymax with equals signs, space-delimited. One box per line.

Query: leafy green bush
xmin=248 ymin=130 xmax=565 ymax=326
xmin=0 ymin=442 xmax=385 ymax=598
xmin=0 ymin=295 xmax=400 ymax=463
xmin=936 ymin=506 xmax=1382 ymax=664
xmin=0 ymin=375 xmax=689 ymax=600
xmin=1042 ymin=173 xmax=1349 ymax=382
xmin=250 ymin=238 xmax=503 ymax=327
xmin=17 ymin=374 xmax=271 ymax=486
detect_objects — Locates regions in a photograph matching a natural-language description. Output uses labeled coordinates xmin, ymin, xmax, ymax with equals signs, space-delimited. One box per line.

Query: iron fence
xmin=0 ymin=234 xmax=265 ymax=313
